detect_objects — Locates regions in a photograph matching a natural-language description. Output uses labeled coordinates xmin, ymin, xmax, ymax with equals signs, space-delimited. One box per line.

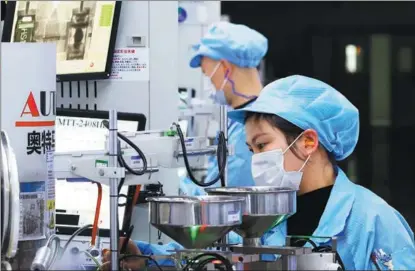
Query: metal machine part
xmin=53 ymin=131 xmax=232 ymax=187
xmin=151 ymin=187 xmax=342 ymax=270
xmin=30 ymin=234 xmax=60 ymax=271
xmin=147 ymin=195 xmax=244 ymax=249
xmin=205 ymin=186 xmax=297 ymax=246
xmin=108 ymin=110 xmax=120 ymax=271
xmin=1 ymin=130 xmax=20 ymax=259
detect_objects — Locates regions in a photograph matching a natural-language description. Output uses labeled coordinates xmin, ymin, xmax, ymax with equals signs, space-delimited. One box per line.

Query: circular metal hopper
xmin=1 ymin=130 xmax=20 ymax=258
xmin=147 ymin=195 xmax=245 ymax=249
xmin=205 ymin=187 xmax=297 ymax=240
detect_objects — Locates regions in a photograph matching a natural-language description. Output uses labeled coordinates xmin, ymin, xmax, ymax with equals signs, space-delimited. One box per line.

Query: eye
xmin=256 ymin=142 xmax=267 ymax=151
xmin=248 ymin=148 xmax=253 ymax=153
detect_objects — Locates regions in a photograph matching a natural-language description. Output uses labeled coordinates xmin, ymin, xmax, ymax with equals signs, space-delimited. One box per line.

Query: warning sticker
xmin=19 ymin=181 xmax=46 ymax=241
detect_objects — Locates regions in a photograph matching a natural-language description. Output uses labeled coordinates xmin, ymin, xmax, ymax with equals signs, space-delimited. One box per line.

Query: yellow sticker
xmin=47 ymin=200 xmax=55 ymax=210
xmin=99 ymin=4 xmax=114 ymax=27
xmin=47 ymin=200 xmax=55 ymax=229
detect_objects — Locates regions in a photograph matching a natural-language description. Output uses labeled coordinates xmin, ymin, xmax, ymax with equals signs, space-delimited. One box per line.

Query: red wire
xmin=91 ymin=182 xmax=102 ymax=246
xmin=131 ymin=185 xmax=141 ymax=207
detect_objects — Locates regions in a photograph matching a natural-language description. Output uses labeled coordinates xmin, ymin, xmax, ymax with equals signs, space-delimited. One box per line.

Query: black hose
xmin=173 ymin=123 xmax=227 ymax=187
xmin=61 ymin=224 xmax=93 ymax=255
xmin=183 ymin=252 xmax=233 ymax=271
xmin=102 ymin=120 xmax=148 ymax=193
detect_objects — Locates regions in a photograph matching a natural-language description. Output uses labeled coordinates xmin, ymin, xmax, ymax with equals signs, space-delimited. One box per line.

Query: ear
xmin=301 ymin=129 xmax=319 ymax=156
xmin=221 ymin=60 xmax=234 ymax=78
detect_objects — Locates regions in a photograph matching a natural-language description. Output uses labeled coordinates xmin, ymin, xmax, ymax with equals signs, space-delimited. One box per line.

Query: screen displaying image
xmin=55 ymin=115 xmax=139 ymax=230
xmin=9 ymin=1 xmax=118 ymax=76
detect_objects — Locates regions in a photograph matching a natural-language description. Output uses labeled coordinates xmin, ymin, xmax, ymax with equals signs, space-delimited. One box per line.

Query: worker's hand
xmin=101 ymin=237 xmax=146 ymax=271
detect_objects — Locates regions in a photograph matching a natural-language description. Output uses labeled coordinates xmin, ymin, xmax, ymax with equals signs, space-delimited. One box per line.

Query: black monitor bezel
xmin=2 ymin=1 xmax=122 ymax=82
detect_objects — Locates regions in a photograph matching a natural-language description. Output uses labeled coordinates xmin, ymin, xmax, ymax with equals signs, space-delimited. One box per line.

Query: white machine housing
xmin=54 ymin=1 xmax=222 ymax=248
xmin=54 ymin=131 xmax=221 ymax=186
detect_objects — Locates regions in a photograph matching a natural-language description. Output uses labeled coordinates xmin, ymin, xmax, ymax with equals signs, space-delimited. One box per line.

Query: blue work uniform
xmin=260 ymin=168 xmax=415 ymax=269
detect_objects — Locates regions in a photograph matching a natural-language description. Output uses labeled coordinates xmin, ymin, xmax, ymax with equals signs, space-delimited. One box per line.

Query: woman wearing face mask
xmin=227 ymin=75 xmax=415 ymax=270
xmin=180 ymin=21 xmax=268 ymax=196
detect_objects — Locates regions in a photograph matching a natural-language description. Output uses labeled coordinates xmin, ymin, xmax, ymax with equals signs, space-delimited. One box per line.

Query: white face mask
xmin=251 ymin=133 xmax=311 ymax=190
xmin=203 ymin=63 xmax=228 ymax=105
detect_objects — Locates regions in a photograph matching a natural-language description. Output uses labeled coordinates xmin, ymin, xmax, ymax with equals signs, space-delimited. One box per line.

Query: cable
xmin=293 ymin=238 xmax=318 ymax=248
xmin=120 ymin=225 xmax=134 ymax=254
xmin=193 ymin=257 xmax=220 ymax=271
xmin=131 ymin=185 xmax=141 ymax=207
xmin=81 ymin=250 xmax=101 ymax=268
xmin=118 ymin=254 xmax=163 ymax=271
xmin=61 ymin=224 xmax=93 ymax=256
xmin=173 ymin=123 xmax=227 ymax=187
xmin=291 ymin=237 xmax=345 ymax=271
xmin=311 ymin=245 xmax=345 ymax=271
xmin=91 ymin=182 xmax=102 ymax=246
xmin=183 ymin=252 xmax=233 ymax=271
xmin=102 ymin=120 xmax=148 ymax=181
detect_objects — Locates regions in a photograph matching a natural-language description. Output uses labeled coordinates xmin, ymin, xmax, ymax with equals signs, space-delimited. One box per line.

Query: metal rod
xmin=219 ymin=105 xmax=228 ymax=186
xmin=108 ymin=110 xmax=119 ymax=271
xmin=219 ymin=105 xmax=229 ymax=248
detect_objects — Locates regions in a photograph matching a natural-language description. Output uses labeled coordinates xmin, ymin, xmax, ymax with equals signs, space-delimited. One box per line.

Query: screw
xmin=99 ymin=169 xmax=105 ymax=176
xmin=71 ymin=165 xmax=76 ymax=171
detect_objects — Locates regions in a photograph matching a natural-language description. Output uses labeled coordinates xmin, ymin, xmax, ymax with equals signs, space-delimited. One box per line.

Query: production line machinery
xmin=2 ymin=109 xmax=344 ymax=271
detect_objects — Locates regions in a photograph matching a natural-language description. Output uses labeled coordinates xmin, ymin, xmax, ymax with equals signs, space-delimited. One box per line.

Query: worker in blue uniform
xmin=179 ymin=21 xmax=268 ymax=196
xmin=225 ymin=75 xmax=415 ymax=270
xmin=101 ymin=21 xmax=268 ymax=270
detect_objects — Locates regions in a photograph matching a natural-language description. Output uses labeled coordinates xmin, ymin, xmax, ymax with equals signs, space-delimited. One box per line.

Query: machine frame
xmin=55 ymin=108 xmax=147 ymax=238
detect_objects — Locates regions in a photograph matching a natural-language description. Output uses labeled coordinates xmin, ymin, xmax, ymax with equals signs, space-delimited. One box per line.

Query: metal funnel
xmin=205 ymin=187 xmax=297 ymax=239
xmin=147 ymin=195 xmax=244 ymax=248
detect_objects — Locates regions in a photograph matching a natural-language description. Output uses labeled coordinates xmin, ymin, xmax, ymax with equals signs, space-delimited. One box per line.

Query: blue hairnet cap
xmin=228 ymin=75 xmax=360 ymax=161
xmin=189 ymin=22 xmax=268 ymax=68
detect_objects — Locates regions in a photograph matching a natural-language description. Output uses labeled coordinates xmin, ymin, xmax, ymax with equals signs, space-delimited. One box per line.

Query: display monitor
xmin=2 ymin=1 xmax=121 ymax=82
xmin=54 ymin=109 xmax=146 ymax=236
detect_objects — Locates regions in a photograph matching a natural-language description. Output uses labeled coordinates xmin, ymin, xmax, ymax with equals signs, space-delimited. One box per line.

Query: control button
xmin=90 ymin=249 xmax=100 ymax=257
xmin=70 ymin=247 xmax=80 ymax=255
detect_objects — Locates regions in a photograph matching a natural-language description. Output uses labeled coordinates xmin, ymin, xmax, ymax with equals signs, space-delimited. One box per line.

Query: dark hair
xmin=245 ymin=112 xmax=338 ymax=176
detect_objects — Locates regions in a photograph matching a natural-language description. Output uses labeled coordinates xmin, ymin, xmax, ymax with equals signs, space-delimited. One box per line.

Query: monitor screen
xmin=55 ymin=111 xmax=145 ymax=231
xmin=2 ymin=1 xmax=121 ymax=82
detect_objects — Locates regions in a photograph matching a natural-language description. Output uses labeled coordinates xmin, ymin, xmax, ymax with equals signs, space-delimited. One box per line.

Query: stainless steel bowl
xmin=205 ymin=186 xmax=297 ymax=239
xmin=147 ymin=195 xmax=245 ymax=248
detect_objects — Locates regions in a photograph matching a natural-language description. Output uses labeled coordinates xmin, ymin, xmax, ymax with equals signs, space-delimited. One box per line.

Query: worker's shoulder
xmin=350 ymin=184 xmax=411 ymax=234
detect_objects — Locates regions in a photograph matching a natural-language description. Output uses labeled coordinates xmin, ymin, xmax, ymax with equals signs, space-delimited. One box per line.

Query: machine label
xmin=26 ymin=129 xmax=55 ymax=155
xmin=109 ymin=48 xmax=149 ymax=81
xmin=185 ymin=138 xmax=195 ymax=148
xmin=95 ymin=159 xmax=108 ymax=168
xmin=15 ymin=91 xmax=56 ymax=128
xmin=131 ymin=155 xmax=142 ymax=166
xmin=227 ymin=211 xmax=240 ymax=223
xmin=19 ymin=181 xmax=47 ymax=241
xmin=46 ymin=151 xmax=56 ymax=231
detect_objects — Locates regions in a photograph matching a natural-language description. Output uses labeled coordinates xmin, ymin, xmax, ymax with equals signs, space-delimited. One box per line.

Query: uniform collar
xmin=311 ymin=168 xmax=356 ymax=239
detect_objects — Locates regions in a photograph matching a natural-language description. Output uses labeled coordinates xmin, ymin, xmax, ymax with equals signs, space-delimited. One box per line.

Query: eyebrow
xmin=246 ymin=133 xmax=268 ymax=146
